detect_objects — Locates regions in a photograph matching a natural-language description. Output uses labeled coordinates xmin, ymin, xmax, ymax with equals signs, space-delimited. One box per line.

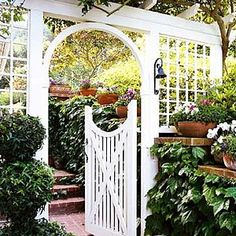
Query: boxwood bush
xmin=0 ymin=160 xmax=54 ymax=223
xmin=0 ymin=113 xmax=74 ymax=236
xmin=0 ymin=113 xmax=46 ymax=162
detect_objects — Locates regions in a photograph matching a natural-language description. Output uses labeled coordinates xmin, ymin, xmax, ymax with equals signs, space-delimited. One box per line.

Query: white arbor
xmin=1 ymin=1 xmax=223 ymax=235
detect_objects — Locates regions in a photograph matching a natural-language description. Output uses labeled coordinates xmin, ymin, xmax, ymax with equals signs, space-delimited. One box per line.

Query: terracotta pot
xmin=97 ymin=93 xmax=118 ymax=105
xmin=213 ymin=152 xmax=224 ymax=164
xmin=116 ymin=106 xmax=141 ymax=118
xmin=79 ymin=88 xmax=97 ymax=96
xmin=176 ymin=121 xmax=216 ymax=138
xmin=49 ymin=84 xmax=71 ymax=94
xmin=116 ymin=106 xmax=128 ymax=118
xmin=223 ymin=153 xmax=236 ymax=170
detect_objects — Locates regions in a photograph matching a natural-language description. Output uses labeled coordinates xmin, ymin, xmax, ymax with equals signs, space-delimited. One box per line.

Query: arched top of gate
xmin=43 ymin=22 xmax=144 ymax=81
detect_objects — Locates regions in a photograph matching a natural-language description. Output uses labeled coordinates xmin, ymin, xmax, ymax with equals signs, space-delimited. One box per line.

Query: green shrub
xmin=206 ymin=81 xmax=236 ymax=120
xmin=146 ymin=142 xmax=236 ymax=236
xmin=0 ymin=218 xmax=74 ymax=236
xmin=0 ymin=114 xmax=46 ymax=162
xmin=0 ymin=160 xmax=54 ymax=224
xmin=94 ymin=58 xmax=141 ymax=95
xmin=226 ymin=136 xmax=236 ymax=159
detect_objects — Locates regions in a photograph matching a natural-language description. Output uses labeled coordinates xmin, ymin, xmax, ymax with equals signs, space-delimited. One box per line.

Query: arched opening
xmin=43 ymin=22 xmax=145 ymax=235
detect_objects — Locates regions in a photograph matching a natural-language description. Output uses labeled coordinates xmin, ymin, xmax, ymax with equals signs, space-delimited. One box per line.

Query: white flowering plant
xmin=207 ymin=120 xmax=236 ymax=160
xmin=171 ymin=99 xmax=229 ymax=124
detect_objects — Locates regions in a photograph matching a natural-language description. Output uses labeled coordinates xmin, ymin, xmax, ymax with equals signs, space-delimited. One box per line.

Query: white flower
xmin=218 ymin=122 xmax=230 ymax=131
xmin=232 ymin=120 xmax=236 ymax=125
xmin=207 ymin=127 xmax=219 ymax=139
xmin=217 ymin=136 xmax=224 ymax=144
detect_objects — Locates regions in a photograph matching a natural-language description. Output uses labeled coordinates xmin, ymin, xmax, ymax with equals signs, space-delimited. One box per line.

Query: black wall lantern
xmin=154 ymin=58 xmax=167 ymax=95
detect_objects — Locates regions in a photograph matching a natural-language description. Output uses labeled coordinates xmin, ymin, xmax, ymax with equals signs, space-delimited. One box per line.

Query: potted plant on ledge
xmin=49 ymin=78 xmax=72 ymax=98
xmin=207 ymin=120 xmax=236 ymax=169
xmin=171 ymin=99 xmax=229 ymax=138
xmin=79 ymin=79 xmax=97 ymax=96
xmin=96 ymin=85 xmax=119 ymax=105
xmin=115 ymin=88 xmax=141 ymax=118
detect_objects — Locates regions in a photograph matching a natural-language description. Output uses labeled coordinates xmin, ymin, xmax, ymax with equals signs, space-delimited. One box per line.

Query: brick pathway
xmin=50 ymin=212 xmax=92 ymax=236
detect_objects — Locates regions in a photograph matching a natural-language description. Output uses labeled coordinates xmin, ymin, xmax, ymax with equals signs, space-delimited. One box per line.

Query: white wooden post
xmin=210 ymin=44 xmax=223 ymax=82
xmin=28 ymin=9 xmax=48 ymax=164
xmin=127 ymin=100 xmax=137 ymax=236
xmin=28 ymin=9 xmax=49 ymax=219
xmin=140 ymin=31 xmax=159 ymax=236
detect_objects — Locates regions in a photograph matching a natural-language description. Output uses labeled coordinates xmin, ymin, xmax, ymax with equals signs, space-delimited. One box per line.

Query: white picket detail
xmin=85 ymin=100 xmax=137 ymax=236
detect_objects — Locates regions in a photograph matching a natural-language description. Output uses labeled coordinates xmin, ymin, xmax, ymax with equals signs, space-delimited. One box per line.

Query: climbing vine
xmin=146 ymin=142 xmax=236 ymax=236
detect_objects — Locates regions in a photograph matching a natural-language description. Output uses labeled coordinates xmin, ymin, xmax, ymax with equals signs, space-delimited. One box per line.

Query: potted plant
xmin=97 ymin=84 xmax=119 ymax=105
xmin=79 ymin=79 xmax=97 ymax=96
xmin=115 ymin=88 xmax=141 ymax=118
xmin=171 ymin=99 xmax=229 ymax=138
xmin=49 ymin=78 xmax=71 ymax=95
xmin=207 ymin=121 xmax=236 ymax=169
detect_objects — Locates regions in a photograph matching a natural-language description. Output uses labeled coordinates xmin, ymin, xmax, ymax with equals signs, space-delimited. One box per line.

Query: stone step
xmin=54 ymin=170 xmax=75 ymax=184
xmin=49 ymin=197 xmax=85 ymax=215
xmin=52 ymin=184 xmax=84 ymax=198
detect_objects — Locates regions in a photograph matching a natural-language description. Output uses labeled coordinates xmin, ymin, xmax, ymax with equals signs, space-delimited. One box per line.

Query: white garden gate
xmin=85 ymin=101 xmax=137 ymax=236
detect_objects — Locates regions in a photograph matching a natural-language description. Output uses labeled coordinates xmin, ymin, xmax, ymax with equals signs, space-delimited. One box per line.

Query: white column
xmin=28 ymin=9 xmax=49 ymax=219
xmin=140 ymin=31 xmax=159 ymax=236
xmin=210 ymin=44 xmax=223 ymax=83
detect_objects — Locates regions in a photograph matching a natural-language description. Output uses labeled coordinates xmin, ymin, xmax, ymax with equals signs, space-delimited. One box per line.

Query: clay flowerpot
xmin=176 ymin=121 xmax=216 ymax=138
xmin=79 ymin=88 xmax=97 ymax=96
xmin=116 ymin=106 xmax=141 ymax=118
xmin=97 ymin=93 xmax=119 ymax=105
xmin=116 ymin=106 xmax=128 ymax=118
xmin=49 ymin=84 xmax=71 ymax=94
xmin=223 ymin=153 xmax=236 ymax=170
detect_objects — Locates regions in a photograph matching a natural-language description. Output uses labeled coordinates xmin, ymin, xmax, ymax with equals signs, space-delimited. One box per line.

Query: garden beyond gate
xmin=85 ymin=101 xmax=137 ymax=236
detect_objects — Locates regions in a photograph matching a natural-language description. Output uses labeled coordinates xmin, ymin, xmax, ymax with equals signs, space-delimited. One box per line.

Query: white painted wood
xmin=177 ymin=4 xmax=200 ymax=19
xmin=20 ymin=0 xmax=221 ymax=44
xmin=43 ymin=22 xmax=144 ymax=89
xmin=141 ymin=31 xmax=159 ymax=236
xmin=85 ymin=100 xmax=137 ymax=236
xmin=28 ymin=10 xmax=48 ymax=163
xmin=140 ymin=0 xmax=157 ymax=10
xmin=27 ymin=9 xmax=49 ymax=220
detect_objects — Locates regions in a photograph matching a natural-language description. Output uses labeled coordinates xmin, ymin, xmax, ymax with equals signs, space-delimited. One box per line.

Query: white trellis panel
xmin=158 ymin=35 xmax=213 ymax=130
xmin=85 ymin=101 xmax=137 ymax=236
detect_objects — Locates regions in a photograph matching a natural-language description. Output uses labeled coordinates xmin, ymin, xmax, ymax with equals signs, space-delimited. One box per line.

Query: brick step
xmin=54 ymin=170 xmax=75 ymax=184
xmin=49 ymin=197 xmax=85 ymax=215
xmin=52 ymin=184 xmax=84 ymax=198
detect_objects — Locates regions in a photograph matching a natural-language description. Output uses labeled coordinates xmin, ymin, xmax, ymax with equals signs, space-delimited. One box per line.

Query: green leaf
xmin=212 ymin=198 xmax=229 ymax=216
xmin=225 ymin=187 xmax=236 ymax=201
xmin=192 ymin=147 xmax=206 ymax=160
xmin=219 ymin=212 xmax=236 ymax=232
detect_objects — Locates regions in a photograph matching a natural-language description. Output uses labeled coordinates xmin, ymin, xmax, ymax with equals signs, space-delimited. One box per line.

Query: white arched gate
xmin=85 ymin=101 xmax=137 ymax=236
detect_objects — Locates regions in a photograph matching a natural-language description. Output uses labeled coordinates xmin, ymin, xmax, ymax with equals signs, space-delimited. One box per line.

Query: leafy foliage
xmin=94 ymin=58 xmax=141 ymax=95
xmin=206 ymin=81 xmax=236 ymax=120
xmin=226 ymin=136 xmax=236 ymax=159
xmin=0 ymin=160 xmax=54 ymax=223
xmin=49 ymin=96 xmax=122 ymax=184
xmin=146 ymin=142 xmax=236 ymax=236
xmin=171 ymin=100 xmax=229 ymax=124
xmin=0 ymin=218 xmax=74 ymax=236
xmin=0 ymin=114 xmax=46 ymax=162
